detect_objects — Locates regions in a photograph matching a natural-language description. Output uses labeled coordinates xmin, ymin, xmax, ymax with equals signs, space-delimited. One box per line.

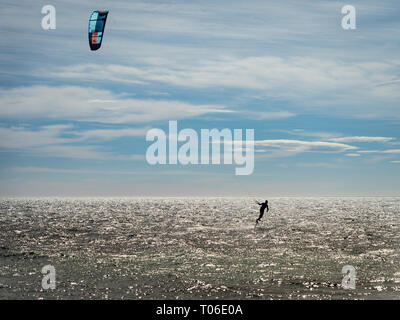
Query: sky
xmin=0 ymin=0 xmax=399 ymax=196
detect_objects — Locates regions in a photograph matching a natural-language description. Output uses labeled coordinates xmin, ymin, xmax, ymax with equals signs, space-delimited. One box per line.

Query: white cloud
xmin=0 ymin=125 xmax=150 ymax=148
xmin=252 ymin=138 xmax=400 ymax=160
xmin=251 ymin=138 xmax=358 ymax=159
xmin=357 ymin=150 xmax=380 ymax=154
xmin=30 ymin=145 xmax=114 ymax=160
xmin=250 ymin=131 xmax=399 ymax=160
xmin=75 ymin=128 xmax=149 ymax=141
xmin=0 ymin=125 xmax=73 ymax=149
xmin=255 ymin=139 xmax=357 ymax=152
xmin=49 ymin=57 xmax=400 ymax=106
xmin=271 ymin=129 xmax=340 ymax=139
xmin=0 ymin=86 xmax=230 ymax=123
xmin=383 ymin=149 xmax=400 ymax=154
xmin=329 ymin=136 xmax=394 ymax=143
xmin=294 ymin=162 xmax=346 ymax=169
xmin=0 ymin=125 xmax=146 ymax=160
xmin=244 ymin=111 xmax=296 ymax=119
xmin=358 ymin=149 xmax=400 ymax=154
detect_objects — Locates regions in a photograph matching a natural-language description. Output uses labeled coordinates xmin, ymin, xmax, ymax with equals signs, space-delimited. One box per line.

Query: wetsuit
xmin=256 ymin=201 xmax=269 ymax=223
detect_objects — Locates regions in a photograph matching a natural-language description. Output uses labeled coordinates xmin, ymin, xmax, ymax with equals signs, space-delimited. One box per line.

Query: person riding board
xmin=255 ymin=200 xmax=269 ymax=224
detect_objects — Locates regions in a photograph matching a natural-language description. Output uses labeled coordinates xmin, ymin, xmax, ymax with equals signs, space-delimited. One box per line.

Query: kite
xmin=88 ymin=10 xmax=109 ymax=51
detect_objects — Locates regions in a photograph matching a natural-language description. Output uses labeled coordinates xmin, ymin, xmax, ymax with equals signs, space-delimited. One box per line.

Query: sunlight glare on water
xmin=0 ymin=197 xmax=399 ymax=299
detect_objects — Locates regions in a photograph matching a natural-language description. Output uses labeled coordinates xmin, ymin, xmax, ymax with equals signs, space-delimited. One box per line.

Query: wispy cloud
xmin=50 ymin=58 xmax=399 ymax=96
xmin=271 ymin=129 xmax=340 ymax=139
xmin=0 ymin=125 xmax=146 ymax=160
xmin=252 ymin=135 xmax=399 ymax=160
xmin=0 ymin=125 xmax=74 ymax=149
xmin=329 ymin=136 xmax=394 ymax=143
xmin=255 ymin=139 xmax=357 ymax=152
xmin=382 ymin=149 xmax=400 ymax=154
xmin=46 ymin=57 xmax=400 ymax=119
xmin=0 ymin=125 xmax=150 ymax=148
xmin=0 ymin=86 xmax=230 ymax=123
xmin=358 ymin=149 xmax=400 ymax=154
xmin=243 ymin=111 xmax=296 ymax=120
xmin=75 ymin=128 xmax=149 ymax=141
xmin=248 ymin=138 xmax=358 ymax=160
xmin=294 ymin=162 xmax=346 ymax=169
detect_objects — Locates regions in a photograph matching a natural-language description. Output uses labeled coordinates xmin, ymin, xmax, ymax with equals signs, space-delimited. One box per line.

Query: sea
xmin=0 ymin=197 xmax=399 ymax=299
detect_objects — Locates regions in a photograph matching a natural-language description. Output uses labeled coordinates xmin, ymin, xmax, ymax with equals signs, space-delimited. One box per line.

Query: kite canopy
xmin=88 ymin=10 xmax=109 ymax=51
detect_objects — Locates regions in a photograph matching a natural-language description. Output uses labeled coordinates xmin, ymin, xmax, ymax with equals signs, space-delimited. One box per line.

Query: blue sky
xmin=0 ymin=0 xmax=399 ymax=196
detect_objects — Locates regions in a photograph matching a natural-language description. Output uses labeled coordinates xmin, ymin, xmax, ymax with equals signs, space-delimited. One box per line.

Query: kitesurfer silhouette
xmin=255 ymin=200 xmax=269 ymax=224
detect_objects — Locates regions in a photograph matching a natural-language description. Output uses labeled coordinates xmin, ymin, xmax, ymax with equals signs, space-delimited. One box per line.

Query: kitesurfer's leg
xmin=256 ymin=210 xmax=264 ymax=223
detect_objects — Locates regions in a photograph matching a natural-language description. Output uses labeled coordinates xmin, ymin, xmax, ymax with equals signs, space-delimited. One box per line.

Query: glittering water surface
xmin=0 ymin=197 xmax=399 ymax=299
